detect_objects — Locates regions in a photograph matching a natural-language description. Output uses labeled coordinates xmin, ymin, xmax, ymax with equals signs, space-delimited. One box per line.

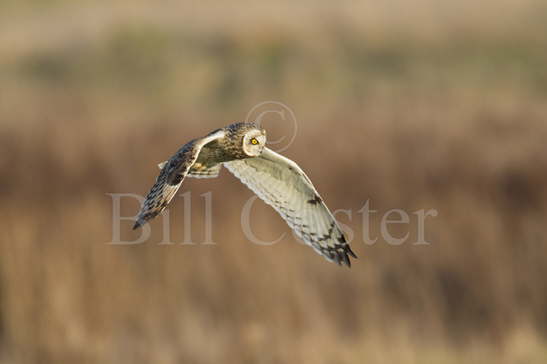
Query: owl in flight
xmin=134 ymin=122 xmax=357 ymax=267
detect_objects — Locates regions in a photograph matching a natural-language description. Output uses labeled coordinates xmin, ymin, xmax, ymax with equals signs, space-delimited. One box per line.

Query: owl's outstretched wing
xmin=133 ymin=129 xmax=225 ymax=229
xmin=224 ymin=147 xmax=357 ymax=266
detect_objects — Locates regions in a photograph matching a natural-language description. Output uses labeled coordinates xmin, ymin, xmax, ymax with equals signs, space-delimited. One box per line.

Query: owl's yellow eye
xmin=251 ymin=138 xmax=258 ymax=145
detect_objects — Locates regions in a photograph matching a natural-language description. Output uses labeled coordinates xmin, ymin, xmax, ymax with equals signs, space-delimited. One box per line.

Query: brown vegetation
xmin=1 ymin=1 xmax=547 ymax=363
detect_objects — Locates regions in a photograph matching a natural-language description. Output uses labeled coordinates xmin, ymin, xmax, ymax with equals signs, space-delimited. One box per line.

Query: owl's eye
xmin=250 ymin=138 xmax=259 ymax=145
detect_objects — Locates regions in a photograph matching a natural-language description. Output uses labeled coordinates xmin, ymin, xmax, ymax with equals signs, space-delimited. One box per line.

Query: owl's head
xmin=241 ymin=127 xmax=267 ymax=157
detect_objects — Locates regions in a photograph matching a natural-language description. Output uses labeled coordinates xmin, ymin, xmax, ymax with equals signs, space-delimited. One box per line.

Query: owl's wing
xmin=224 ymin=147 xmax=357 ymax=266
xmin=187 ymin=163 xmax=223 ymax=179
xmin=133 ymin=129 xmax=225 ymax=229
xmin=158 ymin=161 xmax=222 ymax=178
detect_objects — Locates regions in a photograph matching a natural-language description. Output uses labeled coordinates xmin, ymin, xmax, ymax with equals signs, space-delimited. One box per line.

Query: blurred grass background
xmin=2 ymin=1 xmax=547 ymax=363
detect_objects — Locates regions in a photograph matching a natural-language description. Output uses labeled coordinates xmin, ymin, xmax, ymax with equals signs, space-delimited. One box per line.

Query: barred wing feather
xmin=133 ymin=130 xmax=225 ymax=229
xmin=224 ymin=148 xmax=357 ymax=266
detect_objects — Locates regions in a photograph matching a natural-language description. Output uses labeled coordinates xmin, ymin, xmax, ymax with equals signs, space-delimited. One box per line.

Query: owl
xmin=134 ymin=122 xmax=357 ymax=267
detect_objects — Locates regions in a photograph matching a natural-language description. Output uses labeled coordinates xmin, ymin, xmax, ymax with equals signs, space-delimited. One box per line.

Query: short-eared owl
xmin=134 ymin=122 xmax=357 ymax=267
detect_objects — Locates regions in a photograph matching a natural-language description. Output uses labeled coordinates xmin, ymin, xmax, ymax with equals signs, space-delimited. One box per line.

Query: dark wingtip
xmin=337 ymin=234 xmax=358 ymax=265
xmin=342 ymin=252 xmax=351 ymax=268
xmin=337 ymin=245 xmax=357 ymax=268
xmin=347 ymin=246 xmax=358 ymax=259
xmin=328 ymin=247 xmax=354 ymax=268
xmin=132 ymin=220 xmax=142 ymax=230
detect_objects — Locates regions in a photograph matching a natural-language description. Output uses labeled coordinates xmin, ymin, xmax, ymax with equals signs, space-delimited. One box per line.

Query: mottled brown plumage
xmin=133 ymin=123 xmax=262 ymax=230
xmin=134 ymin=122 xmax=357 ymax=267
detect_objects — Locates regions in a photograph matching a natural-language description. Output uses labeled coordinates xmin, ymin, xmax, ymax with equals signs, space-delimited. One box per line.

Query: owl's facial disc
xmin=242 ymin=129 xmax=266 ymax=157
